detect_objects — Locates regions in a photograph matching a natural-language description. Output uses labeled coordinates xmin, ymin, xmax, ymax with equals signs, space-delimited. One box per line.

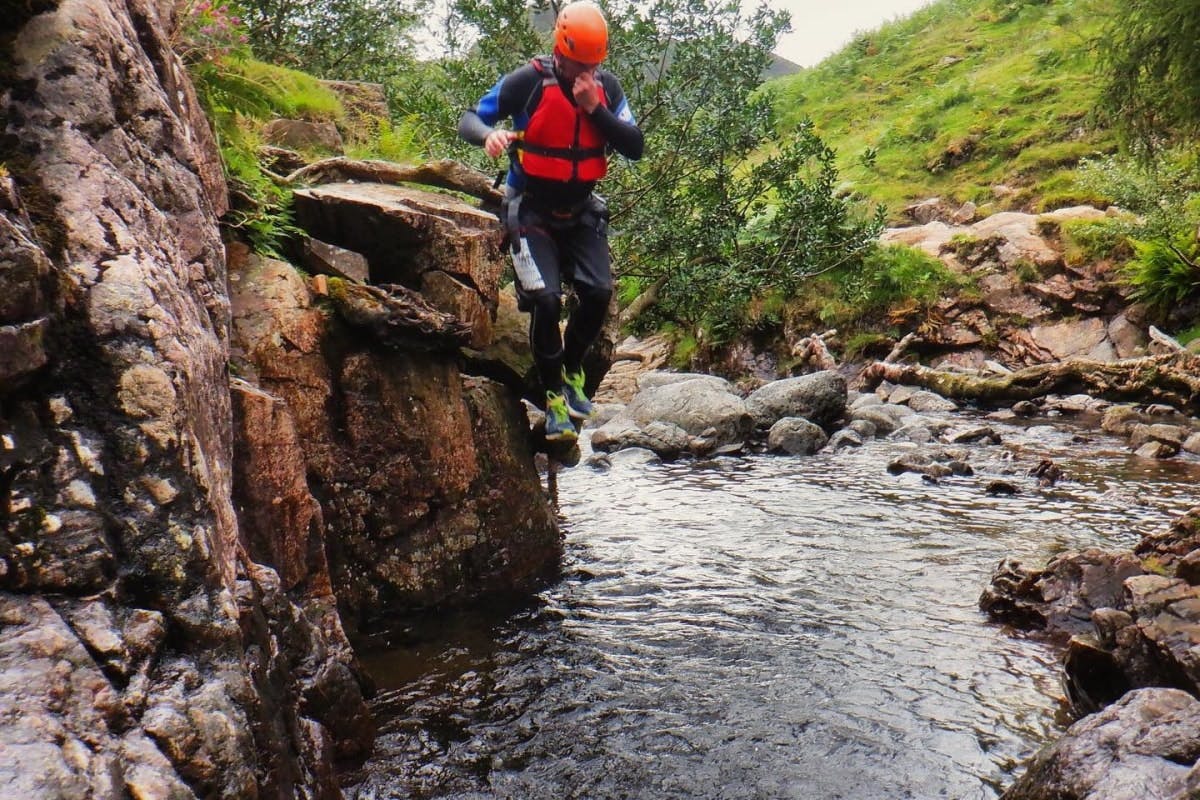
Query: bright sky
xmin=418 ymin=1 xmax=938 ymax=66
xmin=769 ymin=0 xmax=936 ymax=67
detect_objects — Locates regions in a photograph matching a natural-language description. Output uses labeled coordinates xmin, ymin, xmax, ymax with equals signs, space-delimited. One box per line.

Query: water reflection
xmin=346 ymin=417 xmax=1200 ymax=800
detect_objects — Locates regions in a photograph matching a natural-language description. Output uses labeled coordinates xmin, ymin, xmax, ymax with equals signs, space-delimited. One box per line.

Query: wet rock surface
xmin=981 ymin=501 xmax=1200 ymax=794
xmin=1000 ymin=688 xmax=1200 ymax=800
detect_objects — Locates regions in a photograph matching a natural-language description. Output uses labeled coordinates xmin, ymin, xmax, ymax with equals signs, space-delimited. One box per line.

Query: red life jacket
xmin=517 ymin=57 xmax=609 ymax=183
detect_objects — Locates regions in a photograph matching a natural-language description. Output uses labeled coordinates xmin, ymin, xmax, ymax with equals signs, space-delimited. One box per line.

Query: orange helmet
xmin=554 ymin=2 xmax=608 ymax=64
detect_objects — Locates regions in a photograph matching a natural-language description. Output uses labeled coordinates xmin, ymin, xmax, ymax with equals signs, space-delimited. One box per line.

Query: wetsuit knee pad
xmin=528 ymin=289 xmax=565 ymax=362
xmin=528 ymin=289 xmax=562 ymax=320
xmin=575 ymin=284 xmax=612 ymax=310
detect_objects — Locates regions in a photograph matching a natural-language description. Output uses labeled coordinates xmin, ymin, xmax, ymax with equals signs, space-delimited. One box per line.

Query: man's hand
xmin=484 ymin=129 xmax=517 ymax=158
xmin=573 ymin=72 xmax=601 ymax=114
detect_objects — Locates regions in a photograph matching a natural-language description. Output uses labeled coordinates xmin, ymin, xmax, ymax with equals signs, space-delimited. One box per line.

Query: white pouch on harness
xmin=512 ymin=237 xmax=545 ymax=291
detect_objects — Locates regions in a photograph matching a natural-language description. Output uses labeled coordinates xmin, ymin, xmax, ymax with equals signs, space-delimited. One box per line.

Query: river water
xmin=345 ymin=414 xmax=1200 ymax=800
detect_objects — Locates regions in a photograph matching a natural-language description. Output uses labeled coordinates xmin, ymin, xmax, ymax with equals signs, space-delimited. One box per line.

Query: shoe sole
xmin=566 ymin=407 xmax=594 ymax=421
xmin=545 ymin=429 xmax=578 ymax=442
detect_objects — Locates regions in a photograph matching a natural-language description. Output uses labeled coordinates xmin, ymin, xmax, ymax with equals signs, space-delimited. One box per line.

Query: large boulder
xmin=229 ymin=251 xmax=560 ymax=622
xmin=847 ymin=403 xmax=913 ymax=435
xmin=637 ymin=371 xmax=733 ymax=393
xmin=1001 ymin=688 xmax=1200 ymax=800
xmin=767 ymin=417 xmax=828 ymax=455
xmin=1030 ymin=317 xmax=1117 ymax=361
xmin=745 ymin=371 xmax=847 ymax=429
xmin=293 ymin=182 xmax=506 ymax=347
xmin=591 ymin=377 xmax=753 ymax=457
xmin=590 ymin=417 xmax=695 ymax=460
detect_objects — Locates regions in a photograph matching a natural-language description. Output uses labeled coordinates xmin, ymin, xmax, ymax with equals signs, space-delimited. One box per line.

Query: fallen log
xmin=281 ymin=157 xmax=504 ymax=206
xmin=859 ymin=352 xmax=1200 ymax=415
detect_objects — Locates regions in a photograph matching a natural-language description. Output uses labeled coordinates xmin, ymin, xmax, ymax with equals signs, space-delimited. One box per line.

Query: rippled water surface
xmin=346 ymin=416 xmax=1200 ymax=800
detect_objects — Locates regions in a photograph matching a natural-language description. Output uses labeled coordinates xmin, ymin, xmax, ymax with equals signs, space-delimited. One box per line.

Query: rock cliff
xmin=1 ymin=1 xmax=560 ymax=797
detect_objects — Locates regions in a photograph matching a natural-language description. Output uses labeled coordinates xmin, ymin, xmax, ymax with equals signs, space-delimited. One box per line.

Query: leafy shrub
xmin=1121 ymin=237 xmax=1200 ymax=310
xmin=172 ymin=0 xmax=247 ymax=65
xmin=345 ymin=117 xmax=425 ymax=163
xmin=843 ymin=332 xmax=895 ymax=361
xmin=1175 ymin=323 xmax=1200 ymax=346
xmin=834 ymin=244 xmax=960 ymax=317
xmin=232 ymin=60 xmax=342 ymax=120
xmin=938 ymin=85 xmax=973 ymax=110
xmin=1075 ymin=151 xmax=1200 ymax=306
xmin=1075 ymin=152 xmax=1200 ymax=239
xmin=1060 ymin=218 xmax=1133 ymax=265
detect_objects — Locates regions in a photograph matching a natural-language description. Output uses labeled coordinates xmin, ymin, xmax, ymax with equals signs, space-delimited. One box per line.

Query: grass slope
xmin=769 ymin=0 xmax=1118 ymax=219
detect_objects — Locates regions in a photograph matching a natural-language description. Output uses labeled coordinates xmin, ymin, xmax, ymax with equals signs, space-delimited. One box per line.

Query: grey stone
xmin=889 ymin=422 xmax=934 ymax=444
xmin=1102 ymin=405 xmax=1143 ymax=436
xmin=1129 ymin=423 xmax=1187 ymax=450
xmin=903 ymin=197 xmax=946 ymax=224
xmin=590 ymin=415 xmax=692 ymax=460
xmin=636 ymin=372 xmax=732 ymax=393
xmin=605 ymin=447 xmax=662 ymax=467
xmin=980 ymin=549 xmax=1145 ymax=636
xmin=848 ymin=393 xmax=883 ymax=411
xmin=848 ymin=404 xmax=912 ymax=435
xmin=906 ymin=390 xmax=958 ymax=413
xmin=745 ymin=371 xmax=847 ymax=428
xmin=767 ymin=417 xmax=828 ymax=455
xmin=1091 ymin=607 xmax=1134 ymax=648
xmin=979 ymin=273 xmax=1053 ymax=319
xmin=887 ymin=452 xmax=952 ymax=479
xmin=625 ymin=380 xmax=753 ymax=448
xmin=587 ymin=402 xmax=626 ymax=428
xmin=1135 ymin=441 xmax=1179 ymax=459
xmin=951 ymin=201 xmax=977 ymax=224
xmin=263 ymin=118 xmax=344 ymax=152
xmin=1108 ymin=313 xmax=1148 ymax=359
xmin=300 ymin=237 xmax=370 ymax=283
xmin=847 ymin=419 xmax=877 ymax=439
xmin=825 ymin=429 xmax=864 ymax=450
xmin=0 ymin=319 xmax=50 ymax=387
xmin=1030 ymin=317 xmax=1117 ymax=361
xmin=946 ymin=425 xmax=1000 ymax=444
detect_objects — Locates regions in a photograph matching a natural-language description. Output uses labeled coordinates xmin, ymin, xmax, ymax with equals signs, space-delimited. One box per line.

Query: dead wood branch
xmin=792 ymin=330 xmax=838 ymax=372
xmin=283 ymin=157 xmax=504 ymax=206
xmin=884 ymin=332 xmax=919 ymax=364
xmin=859 ymin=352 xmax=1200 ymax=414
xmin=326 ymin=278 xmax=471 ymax=351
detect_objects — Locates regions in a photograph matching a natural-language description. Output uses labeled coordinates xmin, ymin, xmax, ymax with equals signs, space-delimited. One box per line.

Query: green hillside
xmin=770 ymin=0 xmax=1116 ymax=218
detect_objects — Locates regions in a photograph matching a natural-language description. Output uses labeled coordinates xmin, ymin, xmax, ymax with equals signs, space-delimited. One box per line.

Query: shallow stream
xmin=345 ymin=414 xmax=1200 ymax=800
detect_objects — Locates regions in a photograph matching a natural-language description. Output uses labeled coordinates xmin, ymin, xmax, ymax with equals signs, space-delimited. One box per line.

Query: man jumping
xmin=458 ymin=1 xmax=644 ymax=441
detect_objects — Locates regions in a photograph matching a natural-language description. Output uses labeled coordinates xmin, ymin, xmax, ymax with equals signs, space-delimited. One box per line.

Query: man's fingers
xmin=485 ymin=130 xmax=514 ymax=158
